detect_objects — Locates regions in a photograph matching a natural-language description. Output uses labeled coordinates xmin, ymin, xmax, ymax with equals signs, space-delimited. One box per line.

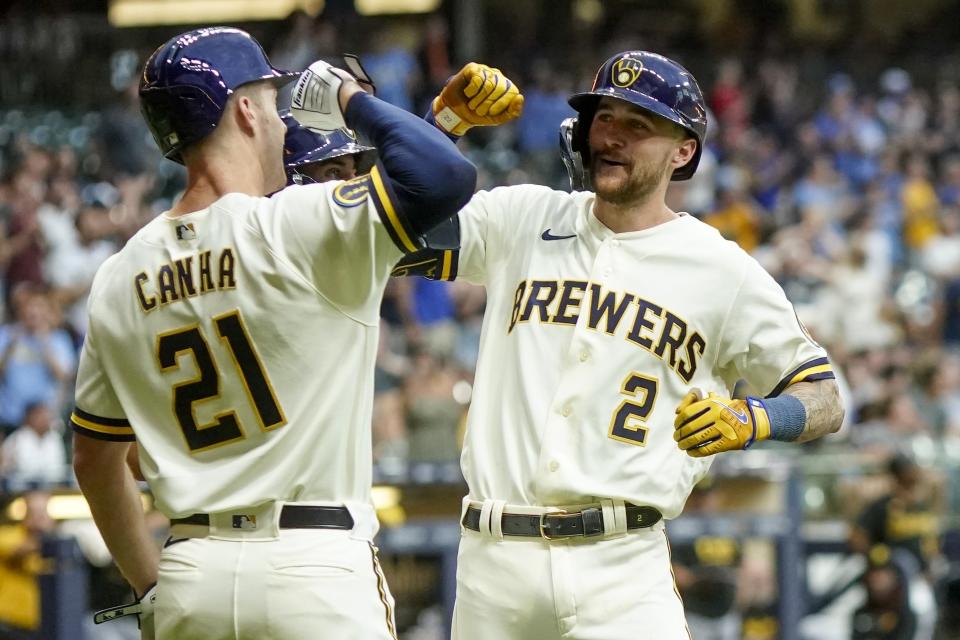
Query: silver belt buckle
xmin=538 ymin=513 xmax=553 ymax=539
xmin=537 ymin=510 xmax=566 ymax=540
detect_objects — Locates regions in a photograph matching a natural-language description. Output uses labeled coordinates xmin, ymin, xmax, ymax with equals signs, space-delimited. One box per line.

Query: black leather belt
xmin=171 ymin=505 xmax=354 ymax=530
xmin=462 ymin=503 xmax=662 ymax=539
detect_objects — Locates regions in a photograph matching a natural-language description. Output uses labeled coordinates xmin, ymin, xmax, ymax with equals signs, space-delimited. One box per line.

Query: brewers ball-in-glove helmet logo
xmin=611 ymin=56 xmax=644 ymax=88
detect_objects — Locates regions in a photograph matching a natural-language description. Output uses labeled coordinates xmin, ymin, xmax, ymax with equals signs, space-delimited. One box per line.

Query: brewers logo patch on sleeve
xmin=333 ymin=175 xmax=371 ymax=208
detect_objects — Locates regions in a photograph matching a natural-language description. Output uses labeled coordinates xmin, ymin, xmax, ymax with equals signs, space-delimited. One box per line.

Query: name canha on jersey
xmin=439 ymin=185 xmax=833 ymax=518
xmin=71 ymin=173 xmax=411 ymax=517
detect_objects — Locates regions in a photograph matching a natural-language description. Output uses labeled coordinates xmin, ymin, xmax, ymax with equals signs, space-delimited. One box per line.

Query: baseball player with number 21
xmin=394 ymin=50 xmax=845 ymax=638
xmin=69 ymin=26 xmax=490 ymax=640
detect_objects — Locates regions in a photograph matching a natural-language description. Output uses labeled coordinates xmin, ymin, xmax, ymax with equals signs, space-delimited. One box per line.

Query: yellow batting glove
xmin=673 ymin=391 xmax=772 ymax=458
xmin=432 ymin=63 xmax=524 ymax=136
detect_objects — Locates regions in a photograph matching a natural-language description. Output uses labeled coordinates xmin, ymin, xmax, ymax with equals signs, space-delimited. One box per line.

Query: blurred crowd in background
xmin=1 ymin=2 xmax=960 ymax=638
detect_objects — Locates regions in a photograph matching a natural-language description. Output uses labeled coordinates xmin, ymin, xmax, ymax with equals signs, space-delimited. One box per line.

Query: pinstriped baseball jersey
xmin=71 ymin=168 xmax=412 ymax=518
xmin=440 ymin=185 xmax=833 ymax=518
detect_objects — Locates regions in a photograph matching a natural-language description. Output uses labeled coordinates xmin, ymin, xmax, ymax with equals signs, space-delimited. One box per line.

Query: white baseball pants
xmin=452 ymin=502 xmax=690 ymax=640
xmin=154 ymin=504 xmax=396 ymax=640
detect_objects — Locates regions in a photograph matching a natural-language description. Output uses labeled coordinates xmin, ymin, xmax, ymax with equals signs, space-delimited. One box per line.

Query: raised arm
xmin=345 ymin=91 xmax=477 ymax=241
xmin=292 ymin=60 xmax=477 ymax=248
xmin=393 ymin=63 xmax=524 ymax=277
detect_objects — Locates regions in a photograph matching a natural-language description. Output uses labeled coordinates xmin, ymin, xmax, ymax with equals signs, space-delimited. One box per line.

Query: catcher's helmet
xmin=140 ymin=27 xmax=300 ymax=163
xmin=564 ymin=51 xmax=707 ymax=187
xmin=281 ymin=112 xmax=377 ymax=184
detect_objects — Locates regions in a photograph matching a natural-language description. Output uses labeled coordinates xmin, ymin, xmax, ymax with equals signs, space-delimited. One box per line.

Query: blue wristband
xmin=755 ymin=394 xmax=806 ymax=442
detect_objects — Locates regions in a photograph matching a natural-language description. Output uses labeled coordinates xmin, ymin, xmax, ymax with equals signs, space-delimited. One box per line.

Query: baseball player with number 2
xmin=69 ymin=26 xmax=481 ymax=640
xmin=395 ymin=50 xmax=844 ymax=639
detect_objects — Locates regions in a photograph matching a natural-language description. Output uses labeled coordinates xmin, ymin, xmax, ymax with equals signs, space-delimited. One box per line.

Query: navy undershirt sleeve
xmin=345 ymin=92 xmax=476 ymax=244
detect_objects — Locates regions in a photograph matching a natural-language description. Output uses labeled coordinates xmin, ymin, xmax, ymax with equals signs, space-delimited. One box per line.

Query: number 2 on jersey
xmin=157 ymin=310 xmax=286 ymax=452
xmin=608 ymin=372 xmax=658 ymax=446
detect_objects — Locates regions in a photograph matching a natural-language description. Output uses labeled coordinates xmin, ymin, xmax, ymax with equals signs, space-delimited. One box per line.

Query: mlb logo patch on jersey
xmin=175 ymin=222 xmax=197 ymax=241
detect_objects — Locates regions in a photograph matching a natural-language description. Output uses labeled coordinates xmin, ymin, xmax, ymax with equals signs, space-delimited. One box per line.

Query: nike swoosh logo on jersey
xmin=541 ymin=229 xmax=576 ymax=241
xmin=708 ymin=399 xmax=749 ymax=424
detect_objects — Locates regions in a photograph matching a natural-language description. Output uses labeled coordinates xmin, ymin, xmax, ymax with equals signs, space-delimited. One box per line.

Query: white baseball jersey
xmin=71 ymin=167 xmax=414 ymax=518
xmin=440 ymin=185 xmax=833 ymax=519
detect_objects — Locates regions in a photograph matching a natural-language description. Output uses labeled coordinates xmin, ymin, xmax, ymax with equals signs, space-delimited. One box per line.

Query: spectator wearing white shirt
xmin=45 ymin=186 xmax=118 ymax=336
xmin=0 ymin=402 xmax=67 ymax=491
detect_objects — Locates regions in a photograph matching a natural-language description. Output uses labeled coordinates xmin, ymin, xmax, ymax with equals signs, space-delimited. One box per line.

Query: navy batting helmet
xmin=565 ymin=51 xmax=707 ymax=183
xmin=282 ymin=112 xmax=377 ymax=184
xmin=140 ymin=27 xmax=300 ymax=164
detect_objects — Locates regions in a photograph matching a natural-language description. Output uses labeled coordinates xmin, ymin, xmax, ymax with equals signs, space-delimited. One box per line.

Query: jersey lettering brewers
xmin=71 ymin=168 xmax=411 ymax=518
xmin=423 ymin=186 xmax=833 ymax=517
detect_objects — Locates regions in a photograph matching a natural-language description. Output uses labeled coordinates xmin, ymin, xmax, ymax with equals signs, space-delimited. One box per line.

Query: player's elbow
xmin=72 ymin=434 xmax=129 ymax=486
xmin=825 ymin=380 xmax=845 ymax=435
xmin=420 ymin=151 xmax=477 ymax=215
xmin=72 ymin=436 xmax=98 ymax=480
xmin=789 ymin=379 xmax=845 ymax=443
xmin=809 ymin=380 xmax=845 ymax=440
xmin=72 ymin=446 xmax=96 ymax=486
xmin=830 ymin=406 xmax=845 ymax=435
xmin=393 ymin=150 xmax=476 ymax=239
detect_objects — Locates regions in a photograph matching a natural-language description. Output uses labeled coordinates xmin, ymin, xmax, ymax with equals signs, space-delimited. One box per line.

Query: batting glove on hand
xmin=432 ymin=63 xmax=524 ymax=136
xmin=290 ymin=59 xmax=362 ymax=134
xmin=673 ymin=390 xmax=771 ymax=457
xmin=94 ymin=583 xmax=157 ymax=640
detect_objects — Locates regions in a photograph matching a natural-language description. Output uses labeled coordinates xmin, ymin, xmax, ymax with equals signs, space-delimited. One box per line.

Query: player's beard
xmin=591 ymin=149 xmax=673 ymax=206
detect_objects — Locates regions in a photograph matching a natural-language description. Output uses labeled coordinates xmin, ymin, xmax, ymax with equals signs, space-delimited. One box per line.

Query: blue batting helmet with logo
xmin=282 ymin=112 xmax=377 ymax=184
xmin=566 ymin=50 xmax=707 ymax=182
xmin=140 ymin=26 xmax=300 ymax=164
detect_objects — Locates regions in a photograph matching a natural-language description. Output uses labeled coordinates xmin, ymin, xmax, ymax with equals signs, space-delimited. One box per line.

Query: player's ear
xmin=230 ymin=85 xmax=261 ymax=136
xmin=672 ymin=138 xmax=697 ymax=172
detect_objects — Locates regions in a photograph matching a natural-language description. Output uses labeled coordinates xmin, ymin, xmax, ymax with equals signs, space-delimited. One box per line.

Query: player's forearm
xmin=344 ymin=92 xmax=477 ymax=234
xmin=73 ymin=438 xmax=159 ymax=595
xmin=782 ymin=379 xmax=844 ymax=443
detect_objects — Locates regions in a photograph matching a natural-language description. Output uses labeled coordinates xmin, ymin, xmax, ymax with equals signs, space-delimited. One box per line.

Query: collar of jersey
xmin=160 ymin=192 xmax=257 ymax=221
xmin=585 ymin=207 xmax=692 ymax=242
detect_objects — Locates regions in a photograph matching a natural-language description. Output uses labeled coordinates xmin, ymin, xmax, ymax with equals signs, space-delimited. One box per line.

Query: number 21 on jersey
xmin=156 ymin=310 xmax=286 ymax=453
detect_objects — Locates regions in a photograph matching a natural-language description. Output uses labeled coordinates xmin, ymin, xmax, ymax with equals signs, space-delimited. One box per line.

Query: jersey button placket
xmin=603 ymin=241 xmax=613 ymax=278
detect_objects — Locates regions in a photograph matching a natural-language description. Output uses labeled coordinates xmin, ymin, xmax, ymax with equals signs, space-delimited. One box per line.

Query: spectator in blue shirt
xmin=0 ymin=286 xmax=76 ymax=431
